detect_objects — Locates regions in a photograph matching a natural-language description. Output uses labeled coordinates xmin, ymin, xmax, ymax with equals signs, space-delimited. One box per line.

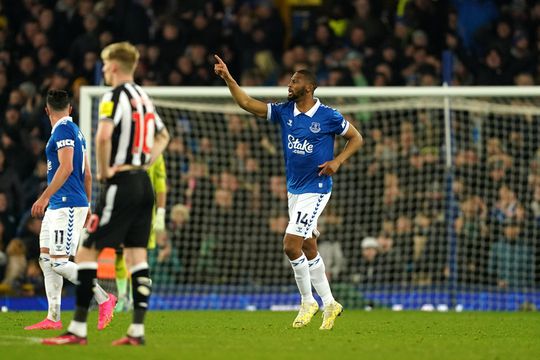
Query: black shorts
xmin=83 ymin=170 xmax=154 ymax=250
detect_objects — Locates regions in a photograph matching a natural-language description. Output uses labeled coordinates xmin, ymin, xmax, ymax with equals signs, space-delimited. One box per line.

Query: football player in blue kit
xmin=214 ymin=55 xmax=363 ymax=330
xmin=26 ymin=90 xmax=114 ymax=331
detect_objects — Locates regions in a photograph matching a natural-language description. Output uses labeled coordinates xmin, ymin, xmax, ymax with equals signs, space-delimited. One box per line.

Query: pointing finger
xmin=214 ymin=54 xmax=224 ymax=64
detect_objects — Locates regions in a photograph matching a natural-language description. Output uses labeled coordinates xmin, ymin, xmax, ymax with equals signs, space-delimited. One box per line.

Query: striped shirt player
xmin=84 ymin=82 xmax=166 ymax=251
xmin=215 ymin=56 xmax=363 ymax=331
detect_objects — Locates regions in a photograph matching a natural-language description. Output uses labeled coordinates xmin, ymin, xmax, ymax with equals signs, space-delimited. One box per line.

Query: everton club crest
xmin=309 ymin=122 xmax=321 ymax=133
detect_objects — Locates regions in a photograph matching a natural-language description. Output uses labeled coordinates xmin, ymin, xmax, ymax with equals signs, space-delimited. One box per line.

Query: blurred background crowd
xmin=0 ymin=0 xmax=539 ymax=295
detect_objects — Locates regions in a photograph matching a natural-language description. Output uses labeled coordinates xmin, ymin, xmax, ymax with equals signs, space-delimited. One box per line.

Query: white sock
xmin=51 ymin=259 xmax=78 ymax=284
xmin=308 ymin=253 xmax=335 ymax=307
xmin=67 ymin=320 xmax=87 ymax=337
xmin=289 ymin=253 xmax=315 ymax=304
xmin=39 ymin=254 xmax=63 ymax=322
xmin=93 ymin=282 xmax=109 ymax=304
xmin=127 ymin=323 xmax=145 ymax=337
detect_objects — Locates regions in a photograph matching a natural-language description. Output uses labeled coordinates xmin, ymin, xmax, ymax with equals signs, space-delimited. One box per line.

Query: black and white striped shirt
xmin=98 ymin=83 xmax=165 ymax=167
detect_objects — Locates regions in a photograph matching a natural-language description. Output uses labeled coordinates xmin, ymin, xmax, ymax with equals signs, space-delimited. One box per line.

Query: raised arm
xmin=214 ymin=54 xmax=268 ymax=118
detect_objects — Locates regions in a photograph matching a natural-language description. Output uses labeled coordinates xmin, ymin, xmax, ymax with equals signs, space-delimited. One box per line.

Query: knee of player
xmin=51 ymin=258 xmax=69 ymax=272
xmin=283 ymin=243 xmax=300 ymax=259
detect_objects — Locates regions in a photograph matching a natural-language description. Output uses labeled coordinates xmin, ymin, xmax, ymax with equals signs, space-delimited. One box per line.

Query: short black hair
xmin=46 ymin=89 xmax=70 ymax=111
xmin=296 ymin=69 xmax=318 ymax=90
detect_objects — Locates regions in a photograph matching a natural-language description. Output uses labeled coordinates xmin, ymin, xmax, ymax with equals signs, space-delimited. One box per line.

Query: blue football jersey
xmin=46 ymin=116 xmax=88 ymax=209
xmin=267 ymin=99 xmax=350 ymax=194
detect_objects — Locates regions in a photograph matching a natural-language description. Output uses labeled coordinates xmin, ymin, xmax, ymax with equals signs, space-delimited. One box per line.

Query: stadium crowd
xmin=0 ymin=0 xmax=539 ymax=294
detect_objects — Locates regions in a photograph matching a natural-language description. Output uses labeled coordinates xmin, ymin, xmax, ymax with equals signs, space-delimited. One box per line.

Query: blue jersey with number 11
xmin=267 ymin=99 xmax=350 ymax=194
xmin=45 ymin=116 xmax=88 ymax=209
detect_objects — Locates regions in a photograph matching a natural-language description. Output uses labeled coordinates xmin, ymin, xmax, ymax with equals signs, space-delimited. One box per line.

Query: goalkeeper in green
xmin=114 ymin=154 xmax=168 ymax=312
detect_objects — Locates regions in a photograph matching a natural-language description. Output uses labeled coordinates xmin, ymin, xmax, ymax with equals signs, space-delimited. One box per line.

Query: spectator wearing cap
xmin=349 ymin=236 xmax=386 ymax=286
xmin=344 ymin=50 xmax=367 ymax=87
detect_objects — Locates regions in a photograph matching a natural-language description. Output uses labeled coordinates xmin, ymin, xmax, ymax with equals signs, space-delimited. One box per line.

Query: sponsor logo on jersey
xmin=341 ymin=120 xmax=346 ymax=129
xmin=47 ymin=160 xmax=52 ymax=172
xmin=288 ymin=135 xmax=313 ymax=155
xmin=56 ymin=139 xmax=75 ymax=148
xmin=287 ymin=119 xmax=293 ymax=126
xmin=309 ymin=122 xmax=321 ymax=133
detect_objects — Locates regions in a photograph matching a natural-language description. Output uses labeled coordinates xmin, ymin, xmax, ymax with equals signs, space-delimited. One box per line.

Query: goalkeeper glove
xmin=154 ymin=207 xmax=166 ymax=232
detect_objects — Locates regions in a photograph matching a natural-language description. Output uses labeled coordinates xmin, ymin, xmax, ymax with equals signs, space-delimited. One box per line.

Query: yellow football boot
xmin=319 ymin=301 xmax=343 ymax=330
xmin=292 ymin=301 xmax=319 ymax=328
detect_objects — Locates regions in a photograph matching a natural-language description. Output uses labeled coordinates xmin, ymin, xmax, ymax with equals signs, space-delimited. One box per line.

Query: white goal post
xmin=80 ymin=86 xmax=540 ymax=311
xmin=80 ymin=86 xmax=540 ymax=159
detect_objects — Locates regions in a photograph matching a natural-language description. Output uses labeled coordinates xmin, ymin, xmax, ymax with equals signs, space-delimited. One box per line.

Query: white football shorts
xmin=286 ymin=192 xmax=331 ymax=239
xmin=40 ymin=207 xmax=88 ymax=256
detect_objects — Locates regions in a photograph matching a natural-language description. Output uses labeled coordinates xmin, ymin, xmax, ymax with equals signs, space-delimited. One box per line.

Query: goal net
xmin=80 ymin=86 xmax=540 ymax=311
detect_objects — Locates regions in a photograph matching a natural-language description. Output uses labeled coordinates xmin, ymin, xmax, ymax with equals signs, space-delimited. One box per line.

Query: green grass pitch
xmin=0 ymin=310 xmax=539 ymax=359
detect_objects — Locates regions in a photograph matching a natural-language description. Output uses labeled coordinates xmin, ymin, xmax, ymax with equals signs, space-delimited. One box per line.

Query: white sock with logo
xmin=39 ymin=254 xmax=63 ymax=322
xmin=308 ymin=253 xmax=335 ymax=307
xmin=289 ymin=253 xmax=315 ymax=304
xmin=51 ymin=259 xmax=78 ymax=284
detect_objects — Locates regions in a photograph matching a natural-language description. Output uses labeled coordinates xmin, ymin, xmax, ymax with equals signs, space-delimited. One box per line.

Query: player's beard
xmin=288 ymin=88 xmax=305 ymax=101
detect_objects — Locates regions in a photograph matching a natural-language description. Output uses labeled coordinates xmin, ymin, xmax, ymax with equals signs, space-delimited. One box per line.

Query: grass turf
xmin=0 ymin=310 xmax=539 ymax=359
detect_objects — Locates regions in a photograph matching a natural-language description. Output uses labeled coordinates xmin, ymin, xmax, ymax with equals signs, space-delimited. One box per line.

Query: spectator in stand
xmin=157 ymin=18 xmax=186 ymax=75
xmin=0 ymin=191 xmax=17 ymax=244
xmin=476 ymin=47 xmax=512 ymax=85
xmin=376 ymin=233 xmax=404 ymax=284
xmin=350 ymin=236 xmax=383 ymax=286
xmin=488 ymin=218 xmax=535 ymax=289
xmin=69 ymin=13 xmax=100 ymax=70
xmin=455 ymin=196 xmax=489 ymax=284
xmin=168 ymin=203 xmax=193 ymax=283
xmin=1 ymin=237 xmax=27 ymax=290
